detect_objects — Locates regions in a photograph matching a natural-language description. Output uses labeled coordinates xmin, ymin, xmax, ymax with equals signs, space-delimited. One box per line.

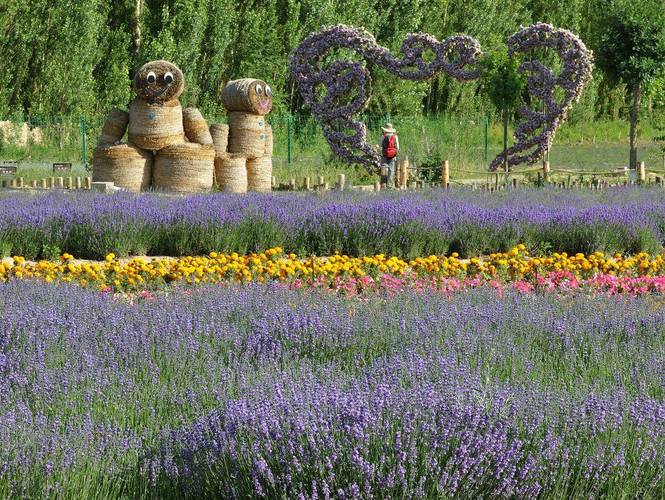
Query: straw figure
xmin=93 ymin=60 xmax=214 ymax=192
xmin=211 ymin=78 xmax=274 ymax=192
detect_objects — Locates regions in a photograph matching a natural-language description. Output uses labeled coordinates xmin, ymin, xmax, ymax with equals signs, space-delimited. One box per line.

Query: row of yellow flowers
xmin=1 ymin=245 xmax=665 ymax=290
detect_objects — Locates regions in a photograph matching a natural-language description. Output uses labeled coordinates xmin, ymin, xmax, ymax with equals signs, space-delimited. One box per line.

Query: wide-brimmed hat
xmin=381 ymin=122 xmax=396 ymax=134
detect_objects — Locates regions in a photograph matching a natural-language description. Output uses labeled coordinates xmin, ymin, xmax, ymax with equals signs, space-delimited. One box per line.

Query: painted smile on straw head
xmin=254 ymin=81 xmax=273 ymax=113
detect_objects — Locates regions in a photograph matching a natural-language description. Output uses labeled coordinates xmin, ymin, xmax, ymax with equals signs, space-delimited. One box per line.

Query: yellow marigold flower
xmin=105 ymin=253 xmax=116 ymax=262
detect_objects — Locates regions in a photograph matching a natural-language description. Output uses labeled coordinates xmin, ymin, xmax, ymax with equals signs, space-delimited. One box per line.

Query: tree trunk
xmin=131 ymin=0 xmax=143 ymax=61
xmin=629 ymin=82 xmax=641 ymax=170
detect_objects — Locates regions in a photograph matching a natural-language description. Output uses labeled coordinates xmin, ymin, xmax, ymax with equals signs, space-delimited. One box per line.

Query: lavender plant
xmin=1 ymin=281 xmax=663 ymax=497
xmin=1 ymin=188 xmax=664 ymax=259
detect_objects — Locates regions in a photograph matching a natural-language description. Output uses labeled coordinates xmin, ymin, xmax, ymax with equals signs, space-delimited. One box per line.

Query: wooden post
xmin=76 ymin=177 xmax=82 ymax=189
xmin=40 ymin=178 xmax=47 ymax=189
xmin=494 ymin=173 xmax=499 ymax=190
xmin=374 ymin=180 xmax=380 ymax=192
xmin=31 ymin=180 xmax=37 ymax=189
xmin=271 ymin=176 xmax=276 ymax=189
xmin=441 ymin=160 xmax=450 ymax=188
xmin=9 ymin=179 xmax=16 ymax=188
xmin=512 ymin=178 xmax=518 ymax=189
xmin=66 ymin=177 xmax=73 ymax=189
xmin=337 ymin=173 xmax=346 ymax=191
xmin=304 ymin=176 xmax=311 ymax=190
xmin=17 ymin=177 xmax=24 ymax=189
xmin=638 ymin=161 xmax=646 ymax=184
xmin=543 ymin=161 xmax=550 ymax=182
xmin=56 ymin=177 xmax=64 ymax=189
xmin=289 ymin=177 xmax=296 ymax=191
xmin=48 ymin=177 xmax=55 ymax=188
xmin=318 ymin=175 xmax=325 ymax=189
xmin=401 ymin=157 xmax=409 ymax=189
xmin=324 ymin=182 xmax=330 ymax=191
xmin=85 ymin=177 xmax=92 ymax=189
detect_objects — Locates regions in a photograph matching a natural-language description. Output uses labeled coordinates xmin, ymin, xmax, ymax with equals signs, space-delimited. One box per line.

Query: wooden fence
xmin=271 ymin=158 xmax=663 ymax=193
xmin=0 ymin=158 xmax=661 ymax=194
xmin=0 ymin=175 xmax=92 ymax=190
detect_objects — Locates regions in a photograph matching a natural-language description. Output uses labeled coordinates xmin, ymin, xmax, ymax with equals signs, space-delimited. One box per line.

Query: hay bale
xmin=30 ymin=126 xmax=43 ymax=145
xmin=153 ymin=142 xmax=215 ymax=193
xmin=133 ymin=60 xmax=185 ymax=103
xmin=183 ymin=107 xmax=213 ymax=145
xmin=215 ymin=154 xmax=247 ymax=193
xmin=210 ymin=123 xmax=229 ymax=156
xmin=98 ymin=108 xmax=129 ymax=146
xmin=247 ymin=155 xmax=272 ymax=192
xmin=128 ymin=98 xmax=185 ymax=151
xmin=264 ymin=124 xmax=273 ymax=156
xmin=0 ymin=121 xmax=29 ymax=146
xmin=221 ymin=78 xmax=273 ymax=115
xmin=92 ymin=143 xmax=153 ymax=192
xmin=227 ymin=112 xmax=267 ymax=159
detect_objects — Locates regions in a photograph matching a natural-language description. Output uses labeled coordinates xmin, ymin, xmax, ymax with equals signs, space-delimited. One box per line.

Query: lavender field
xmin=2 ymin=187 xmax=665 ymax=259
xmin=1 ymin=281 xmax=664 ymax=498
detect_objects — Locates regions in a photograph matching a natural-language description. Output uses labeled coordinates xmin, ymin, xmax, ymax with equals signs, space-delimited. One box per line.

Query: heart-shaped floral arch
xmin=289 ymin=23 xmax=593 ymax=173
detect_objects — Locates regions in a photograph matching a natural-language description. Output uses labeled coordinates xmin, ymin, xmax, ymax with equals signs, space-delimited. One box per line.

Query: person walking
xmin=379 ymin=123 xmax=399 ymax=188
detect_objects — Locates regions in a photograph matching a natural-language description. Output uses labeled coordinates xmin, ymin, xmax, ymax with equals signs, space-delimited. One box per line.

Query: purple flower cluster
xmin=289 ymin=24 xmax=593 ymax=173
xmin=2 ymin=281 xmax=663 ymax=496
xmin=1 ymin=188 xmax=664 ymax=258
xmin=489 ymin=23 xmax=594 ymax=171
xmin=289 ymin=25 xmax=481 ymax=171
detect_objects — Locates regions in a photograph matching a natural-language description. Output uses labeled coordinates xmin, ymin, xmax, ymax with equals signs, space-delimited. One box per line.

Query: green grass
xmin=1 ymin=114 xmax=663 ymax=186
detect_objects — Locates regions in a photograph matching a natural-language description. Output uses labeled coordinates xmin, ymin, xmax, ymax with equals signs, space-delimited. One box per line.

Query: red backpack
xmin=384 ymin=134 xmax=398 ymax=159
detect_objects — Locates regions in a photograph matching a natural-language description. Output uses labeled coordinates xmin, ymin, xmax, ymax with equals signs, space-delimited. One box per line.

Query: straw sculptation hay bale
xmin=215 ymin=154 xmax=248 ymax=193
xmin=93 ymin=60 xmax=214 ymax=192
xmin=92 ymin=144 xmax=152 ymax=192
xmin=153 ymin=143 xmax=215 ymax=193
xmin=246 ymin=155 xmax=272 ymax=192
xmin=183 ymin=108 xmax=213 ymax=146
xmin=209 ymin=124 xmax=229 ymax=157
xmin=209 ymin=77 xmax=275 ymax=193
xmin=128 ymin=60 xmax=187 ymax=151
xmin=97 ymin=109 xmax=129 ymax=146
xmin=264 ymin=124 xmax=273 ymax=156
xmin=221 ymin=78 xmax=273 ymax=115
xmin=226 ymin=112 xmax=267 ymax=159
xmin=129 ymin=99 xmax=185 ymax=151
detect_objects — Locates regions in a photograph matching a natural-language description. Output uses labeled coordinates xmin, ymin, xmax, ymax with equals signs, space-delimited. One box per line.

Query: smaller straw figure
xmin=210 ymin=79 xmax=273 ymax=192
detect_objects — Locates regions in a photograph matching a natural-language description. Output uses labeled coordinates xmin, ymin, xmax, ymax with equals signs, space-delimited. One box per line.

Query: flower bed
xmin=1 ymin=281 xmax=663 ymax=497
xmin=4 ymin=246 xmax=665 ymax=295
xmin=2 ymin=188 xmax=665 ymax=259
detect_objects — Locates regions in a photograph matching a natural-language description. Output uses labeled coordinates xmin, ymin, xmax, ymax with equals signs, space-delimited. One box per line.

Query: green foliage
xmin=0 ymin=0 xmax=662 ymax=121
xmin=591 ymin=0 xmax=665 ymax=88
xmin=478 ymin=48 xmax=527 ymax=113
